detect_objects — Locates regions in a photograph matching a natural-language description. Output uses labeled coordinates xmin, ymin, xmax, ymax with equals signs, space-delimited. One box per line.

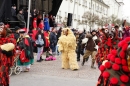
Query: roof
xmin=94 ymin=0 xmax=109 ymax=7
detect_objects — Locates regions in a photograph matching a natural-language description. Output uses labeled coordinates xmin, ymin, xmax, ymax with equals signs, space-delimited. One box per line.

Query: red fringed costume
xmin=0 ymin=27 xmax=16 ymax=86
xmin=97 ymin=37 xmax=130 ymax=86
xmin=96 ymin=27 xmax=122 ymax=67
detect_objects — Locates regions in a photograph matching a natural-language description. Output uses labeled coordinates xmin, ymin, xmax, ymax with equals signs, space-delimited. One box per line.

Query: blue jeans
xmin=50 ymin=45 xmax=56 ymax=53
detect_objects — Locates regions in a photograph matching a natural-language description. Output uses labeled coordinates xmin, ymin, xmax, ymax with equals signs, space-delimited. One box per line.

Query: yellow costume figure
xmin=58 ymin=28 xmax=79 ymax=70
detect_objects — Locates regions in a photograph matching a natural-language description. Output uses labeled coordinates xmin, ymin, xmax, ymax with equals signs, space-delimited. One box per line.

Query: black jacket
xmin=49 ymin=32 xmax=57 ymax=46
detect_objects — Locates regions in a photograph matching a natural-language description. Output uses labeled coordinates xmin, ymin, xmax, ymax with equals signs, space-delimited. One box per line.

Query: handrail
xmin=8 ymin=21 xmax=26 ymax=28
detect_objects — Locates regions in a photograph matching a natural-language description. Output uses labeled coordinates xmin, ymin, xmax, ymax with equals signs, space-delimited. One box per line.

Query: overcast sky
xmin=123 ymin=0 xmax=130 ymax=19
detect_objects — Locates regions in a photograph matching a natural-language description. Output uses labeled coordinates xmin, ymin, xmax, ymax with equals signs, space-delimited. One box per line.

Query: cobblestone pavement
xmin=10 ymin=55 xmax=100 ymax=86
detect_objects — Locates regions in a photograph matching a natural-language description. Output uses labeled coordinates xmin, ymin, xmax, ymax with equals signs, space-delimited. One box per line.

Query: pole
xmin=72 ymin=0 xmax=76 ymax=28
xmin=27 ymin=0 xmax=31 ymax=33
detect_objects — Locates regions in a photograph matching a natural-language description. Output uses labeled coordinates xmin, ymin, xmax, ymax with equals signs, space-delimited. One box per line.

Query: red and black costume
xmin=97 ymin=37 xmax=130 ymax=86
xmin=96 ymin=26 xmax=121 ymax=67
xmin=0 ymin=26 xmax=16 ymax=86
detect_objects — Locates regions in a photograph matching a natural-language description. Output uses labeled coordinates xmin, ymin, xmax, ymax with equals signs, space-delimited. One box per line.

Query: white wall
xmin=57 ymin=0 xmax=122 ymax=30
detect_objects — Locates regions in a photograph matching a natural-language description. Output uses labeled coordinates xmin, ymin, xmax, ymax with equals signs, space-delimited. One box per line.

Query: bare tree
xmin=115 ymin=19 xmax=123 ymax=26
xmin=82 ymin=11 xmax=99 ymax=28
xmin=109 ymin=15 xmax=117 ymax=25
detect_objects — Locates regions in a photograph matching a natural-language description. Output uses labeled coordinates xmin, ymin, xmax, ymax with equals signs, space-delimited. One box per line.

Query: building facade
xmin=57 ymin=0 xmax=124 ymax=30
xmin=57 ymin=0 xmax=109 ymax=31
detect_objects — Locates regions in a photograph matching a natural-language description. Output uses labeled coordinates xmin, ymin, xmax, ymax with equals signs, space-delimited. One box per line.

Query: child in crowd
xmin=45 ymin=48 xmax=56 ymax=61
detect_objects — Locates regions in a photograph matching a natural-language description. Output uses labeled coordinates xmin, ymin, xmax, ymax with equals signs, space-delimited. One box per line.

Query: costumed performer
xmin=0 ymin=22 xmax=16 ymax=86
xmin=97 ymin=37 xmax=130 ymax=86
xmin=58 ymin=28 xmax=79 ymax=71
xmin=17 ymin=29 xmax=34 ymax=72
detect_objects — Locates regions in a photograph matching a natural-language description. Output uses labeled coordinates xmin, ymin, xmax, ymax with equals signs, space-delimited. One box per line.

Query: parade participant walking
xmin=17 ymin=29 xmax=34 ymax=72
xmin=35 ymin=29 xmax=45 ymax=62
xmin=0 ymin=22 xmax=16 ymax=86
xmin=76 ymin=28 xmax=85 ymax=61
xmin=58 ymin=28 xmax=79 ymax=71
xmin=81 ymin=30 xmax=100 ymax=69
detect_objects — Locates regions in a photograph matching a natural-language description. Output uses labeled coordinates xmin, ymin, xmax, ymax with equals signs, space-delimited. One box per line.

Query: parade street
xmin=10 ymin=55 xmax=100 ymax=86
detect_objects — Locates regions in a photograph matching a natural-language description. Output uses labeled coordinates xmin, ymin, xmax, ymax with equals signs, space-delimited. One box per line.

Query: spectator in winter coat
xmin=49 ymin=27 xmax=57 ymax=55
xmin=17 ymin=8 xmax=25 ymax=28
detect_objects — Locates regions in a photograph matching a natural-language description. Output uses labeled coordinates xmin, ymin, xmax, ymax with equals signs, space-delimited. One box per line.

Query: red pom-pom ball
xmin=120 ymin=51 xmax=125 ymax=59
xmin=115 ymin=58 xmax=121 ymax=65
xmin=120 ymin=75 xmax=129 ymax=83
xmin=124 ymin=37 xmax=130 ymax=42
xmin=110 ymin=56 xmax=115 ymax=62
xmin=122 ymin=59 xmax=127 ymax=66
xmin=103 ymin=71 xmax=110 ymax=78
xmin=112 ymin=64 xmax=120 ymax=71
xmin=110 ymin=77 xmax=118 ymax=85
xmin=99 ymin=65 xmax=106 ymax=72
xmin=122 ymin=66 xmax=130 ymax=72
xmin=107 ymin=54 xmax=113 ymax=60
xmin=111 ymin=50 xmax=117 ymax=56
xmin=105 ymin=61 xmax=112 ymax=69
xmin=120 ymin=84 xmax=126 ymax=86
xmin=122 ymin=44 xmax=128 ymax=51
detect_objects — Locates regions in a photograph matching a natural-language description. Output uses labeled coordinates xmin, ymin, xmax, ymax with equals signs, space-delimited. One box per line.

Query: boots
xmin=91 ymin=60 xmax=96 ymax=69
xmin=81 ymin=58 xmax=86 ymax=66
xmin=40 ymin=56 xmax=44 ymax=61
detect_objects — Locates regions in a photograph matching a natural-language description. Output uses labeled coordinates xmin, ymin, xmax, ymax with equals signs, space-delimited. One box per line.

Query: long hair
xmin=35 ymin=29 xmax=43 ymax=40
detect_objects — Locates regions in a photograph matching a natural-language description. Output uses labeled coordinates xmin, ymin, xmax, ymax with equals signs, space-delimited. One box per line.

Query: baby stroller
xmin=9 ymin=50 xmax=21 ymax=76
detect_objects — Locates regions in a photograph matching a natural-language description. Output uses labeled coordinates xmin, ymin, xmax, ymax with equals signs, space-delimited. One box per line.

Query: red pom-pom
xmin=112 ymin=64 xmax=120 ymax=71
xmin=118 ymin=41 xmax=126 ymax=47
xmin=105 ymin=61 xmax=112 ymax=68
xmin=110 ymin=56 xmax=115 ymax=62
xmin=115 ymin=58 xmax=121 ymax=64
xmin=118 ymin=41 xmax=123 ymax=47
xmin=107 ymin=54 xmax=113 ymax=60
xmin=120 ymin=75 xmax=129 ymax=83
xmin=110 ymin=77 xmax=118 ymax=85
xmin=124 ymin=37 xmax=130 ymax=42
xmin=111 ymin=50 xmax=117 ymax=56
xmin=103 ymin=71 xmax=110 ymax=78
xmin=99 ymin=65 xmax=106 ymax=72
xmin=122 ymin=44 xmax=128 ymax=51
xmin=122 ymin=66 xmax=130 ymax=72
xmin=120 ymin=51 xmax=125 ymax=59
xmin=122 ymin=59 xmax=127 ymax=66
xmin=120 ymin=84 xmax=125 ymax=86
